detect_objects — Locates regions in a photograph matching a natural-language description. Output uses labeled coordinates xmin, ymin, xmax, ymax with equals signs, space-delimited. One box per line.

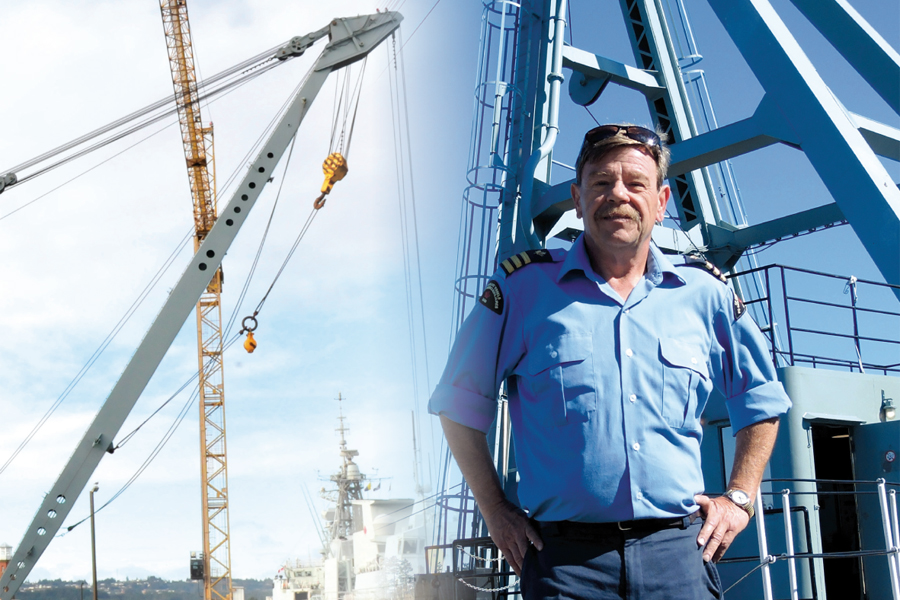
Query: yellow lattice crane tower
xmin=160 ymin=2 xmax=232 ymax=599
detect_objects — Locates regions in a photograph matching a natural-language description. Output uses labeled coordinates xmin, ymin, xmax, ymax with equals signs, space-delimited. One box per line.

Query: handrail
xmin=721 ymin=476 xmax=900 ymax=599
xmin=727 ymin=264 xmax=900 ymax=375
xmin=734 ymin=264 xmax=900 ymax=290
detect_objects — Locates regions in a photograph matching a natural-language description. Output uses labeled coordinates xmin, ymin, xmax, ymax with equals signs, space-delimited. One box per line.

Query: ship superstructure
xmin=272 ymin=401 xmax=425 ymax=600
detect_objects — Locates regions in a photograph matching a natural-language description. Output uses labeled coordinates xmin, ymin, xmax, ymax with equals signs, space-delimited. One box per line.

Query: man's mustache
xmin=595 ymin=205 xmax=640 ymax=223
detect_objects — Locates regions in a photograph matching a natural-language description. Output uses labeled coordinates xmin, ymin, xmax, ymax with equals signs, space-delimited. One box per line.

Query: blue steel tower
xmin=434 ymin=1 xmax=900 ymax=599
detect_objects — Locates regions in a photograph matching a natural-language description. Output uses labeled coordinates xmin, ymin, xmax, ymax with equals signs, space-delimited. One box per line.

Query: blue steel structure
xmin=431 ymin=1 xmax=900 ymax=599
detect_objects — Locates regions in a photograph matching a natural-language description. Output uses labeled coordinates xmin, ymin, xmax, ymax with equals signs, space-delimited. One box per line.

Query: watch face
xmin=730 ymin=490 xmax=750 ymax=505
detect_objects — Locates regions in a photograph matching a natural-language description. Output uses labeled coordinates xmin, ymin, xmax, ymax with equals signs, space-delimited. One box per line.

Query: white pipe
xmin=876 ymin=479 xmax=900 ymax=598
xmin=518 ymin=0 xmax=567 ymax=249
xmin=891 ymin=489 xmax=899 ymax=570
xmin=754 ymin=488 xmax=774 ymax=600
xmin=488 ymin=1 xmax=512 ymax=164
xmin=781 ymin=490 xmax=799 ymax=600
xmin=891 ymin=488 xmax=900 ymax=593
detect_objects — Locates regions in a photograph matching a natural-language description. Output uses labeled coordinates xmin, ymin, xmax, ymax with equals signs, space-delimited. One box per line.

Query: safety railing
xmin=720 ymin=478 xmax=900 ymax=600
xmin=423 ymin=537 xmax=519 ymax=599
xmin=729 ymin=265 xmax=900 ymax=375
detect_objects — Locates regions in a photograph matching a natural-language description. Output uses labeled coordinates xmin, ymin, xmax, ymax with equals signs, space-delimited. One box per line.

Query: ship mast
xmin=326 ymin=394 xmax=366 ymax=544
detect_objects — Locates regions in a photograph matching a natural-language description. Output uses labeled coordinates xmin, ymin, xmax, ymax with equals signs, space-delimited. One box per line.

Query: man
xmin=428 ymin=125 xmax=792 ymax=599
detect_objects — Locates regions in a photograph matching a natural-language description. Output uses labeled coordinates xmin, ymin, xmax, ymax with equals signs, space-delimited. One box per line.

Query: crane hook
xmin=314 ymin=152 xmax=348 ymax=209
xmin=240 ymin=315 xmax=258 ymax=353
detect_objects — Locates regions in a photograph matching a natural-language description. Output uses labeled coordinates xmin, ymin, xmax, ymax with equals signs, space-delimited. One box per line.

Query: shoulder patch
xmin=732 ymin=291 xmax=747 ymax=321
xmin=499 ymin=249 xmax=554 ymax=277
xmin=479 ymin=280 xmax=504 ymax=315
xmin=680 ymin=253 xmax=728 ymax=284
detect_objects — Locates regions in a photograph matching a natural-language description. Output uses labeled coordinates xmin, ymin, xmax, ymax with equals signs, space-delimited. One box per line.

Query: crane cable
xmin=0 ymin=55 xmax=324 ymax=478
xmin=0 ymin=228 xmax=194 ymax=479
xmin=313 ymin=57 xmax=368 ymax=209
xmin=386 ymin=30 xmax=437 ymax=482
xmin=0 ymin=56 xmax=319 ymax=479
xmin=0 ymin=61 xmax=280 ymax=223
xmin=0 ymin=44 xmax=284 ymax=190
xmin=2 ymin=43 xmax=375 ymax=517
xmin=239 ymin=60 xmax=369 ymax=351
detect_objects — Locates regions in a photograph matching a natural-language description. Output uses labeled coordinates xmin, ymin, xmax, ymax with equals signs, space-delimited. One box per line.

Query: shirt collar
xmin=558 ymin=233 xmax=686 ymax=287
xmin=647 ymin=241 xmax=685 ymax=286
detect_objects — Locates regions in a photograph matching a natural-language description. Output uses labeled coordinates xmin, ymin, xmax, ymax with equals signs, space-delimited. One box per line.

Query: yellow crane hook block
xmin=314 ymin=152 xmax=349 ymax=209
xmin=243 ymin=331 xmax=257 ymax=353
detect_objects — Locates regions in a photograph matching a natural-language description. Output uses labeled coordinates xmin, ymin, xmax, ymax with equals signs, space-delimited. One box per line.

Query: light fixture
xmin=881 ymin=391 xmax=896 ymax=421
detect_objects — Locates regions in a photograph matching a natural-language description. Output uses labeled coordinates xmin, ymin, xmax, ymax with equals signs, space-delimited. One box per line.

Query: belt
xmin=537 ymin=513 xmax=700 ymax=538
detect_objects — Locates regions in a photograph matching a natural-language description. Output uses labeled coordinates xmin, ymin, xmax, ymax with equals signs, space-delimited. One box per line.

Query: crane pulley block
xmin=314 ymin=152 xmax=349 ymax=209
xmin=320 ymin=152 xmax=348 ymax=194
xmin=0 ymin=172 xmax=17 ymax=194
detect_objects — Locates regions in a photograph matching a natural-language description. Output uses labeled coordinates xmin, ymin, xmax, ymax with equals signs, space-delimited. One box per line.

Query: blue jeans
xmin=520 ymin=520 xmax=722 ymax=599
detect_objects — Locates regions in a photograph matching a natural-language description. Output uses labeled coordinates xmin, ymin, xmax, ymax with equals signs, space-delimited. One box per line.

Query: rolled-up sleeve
xmin=710 ymin=290 xmax=792 ymax=433
xmin=428 ymin=276 xmax=525 ymax=433
xmin=429 ymin=384 xmax=499 ymax=433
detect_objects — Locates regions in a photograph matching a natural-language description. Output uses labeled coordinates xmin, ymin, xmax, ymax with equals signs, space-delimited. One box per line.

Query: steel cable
xmin=0 ymin=228 xmax=193 ymax=478
xmin=2 ymin=44 xmax=284 ymax=177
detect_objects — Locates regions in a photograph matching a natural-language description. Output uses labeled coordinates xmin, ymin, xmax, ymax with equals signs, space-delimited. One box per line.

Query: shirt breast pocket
xmin=659 ymin=337 xmax=708 ymax=429
xmin=525 ymin=333 xmax=596 ymax=426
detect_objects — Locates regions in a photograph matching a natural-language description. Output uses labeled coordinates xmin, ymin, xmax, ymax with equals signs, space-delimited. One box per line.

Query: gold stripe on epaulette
xmin=500 ymin=249 xmax=553 ymax=276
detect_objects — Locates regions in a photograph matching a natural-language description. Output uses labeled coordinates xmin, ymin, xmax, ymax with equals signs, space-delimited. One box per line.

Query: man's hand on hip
xmin=481 ymin=499 xmax=544 ymax=576
xmin=693 ymin=494 xmax=750 ymax=562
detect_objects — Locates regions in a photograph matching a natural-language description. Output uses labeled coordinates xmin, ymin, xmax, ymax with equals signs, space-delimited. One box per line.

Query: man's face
xmin=571 ymin=145 xmax=670 ymax=258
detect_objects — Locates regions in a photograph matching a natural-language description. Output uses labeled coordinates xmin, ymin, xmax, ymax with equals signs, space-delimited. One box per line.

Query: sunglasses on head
xmin=581 ymin=125 xmax=661 ymax=149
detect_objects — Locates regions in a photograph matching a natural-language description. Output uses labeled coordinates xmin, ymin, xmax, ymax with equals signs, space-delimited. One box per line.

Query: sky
xmin=0 ymin=0 xmax=897 ymax=587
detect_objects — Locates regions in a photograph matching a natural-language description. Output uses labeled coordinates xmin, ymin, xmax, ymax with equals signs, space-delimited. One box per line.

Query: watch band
xmin=723 ymin=488 xmax=755 ymax=519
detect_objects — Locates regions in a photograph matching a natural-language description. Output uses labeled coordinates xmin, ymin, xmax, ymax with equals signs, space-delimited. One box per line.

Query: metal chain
xmin=456 ymin=577 xmax=519 ymax=593
xmin=455 ymin=545 xmax=503 ymax=564
xmin=453 ymin=545 xmax=518 ymax=591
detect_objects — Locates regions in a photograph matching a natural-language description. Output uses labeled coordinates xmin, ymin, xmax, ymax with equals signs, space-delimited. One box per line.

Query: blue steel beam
xmin=726 ymin=203 xmax=845 ymax=249
xmin=789 ymin=0 xmax=900 ymax=115
xmin=667 ymin=95 xmax=799 ymax=177
xmin=706 ymin=203 xmax=846 ymax=268
xmin=668 ymin=100 xmax=900 ymax=177
xmin=563 ymin=45 xmax=665 ymax=103
xmin=851 ymin=112 xmax=900 ymax=162
xmin=707 ymin=0 xmax=900 ymax=287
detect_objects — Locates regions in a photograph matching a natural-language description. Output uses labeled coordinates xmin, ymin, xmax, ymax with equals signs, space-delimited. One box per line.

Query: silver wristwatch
xmin=723 ymin=488 xmax=755 ymax=519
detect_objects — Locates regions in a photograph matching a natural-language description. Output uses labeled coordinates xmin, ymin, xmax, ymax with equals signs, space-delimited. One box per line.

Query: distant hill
xmin=15 ymin=577 xmax=273 ymax=600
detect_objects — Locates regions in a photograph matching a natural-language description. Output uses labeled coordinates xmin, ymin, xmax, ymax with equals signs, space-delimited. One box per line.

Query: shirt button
xmin=624 ymin=309 xmax=630 ymax=314
xmin=625 ymin=348 xmax=633 ymax=357
xmin=550 ymin=350 xmax=558 ymax=359
xmin=629 ymin=394 xmax=637 ymax=403
xmin=636 ymin=491 xmax=644 ymax=500
xmin=691 ymin=357 xmax=698 ymax=364
xmin=632 ymin=442 xmax=640 ymax=451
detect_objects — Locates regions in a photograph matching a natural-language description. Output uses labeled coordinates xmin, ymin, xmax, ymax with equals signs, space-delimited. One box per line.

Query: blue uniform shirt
xmin=429 ymin=235 xmax=791 ymax=523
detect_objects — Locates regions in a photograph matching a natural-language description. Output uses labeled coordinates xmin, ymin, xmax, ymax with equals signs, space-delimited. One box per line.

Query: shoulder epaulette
xmin=680 ymin=254 xmax=746 ymax=319
xmin=499 ymin=249 xmax=554 ymax=276
xmin=679 ymin=253 xmax=728 ymax=284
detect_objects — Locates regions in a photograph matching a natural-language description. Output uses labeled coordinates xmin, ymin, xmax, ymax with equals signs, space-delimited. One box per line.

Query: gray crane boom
xmin=0 ymin=10 xmax=401 ymax=599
